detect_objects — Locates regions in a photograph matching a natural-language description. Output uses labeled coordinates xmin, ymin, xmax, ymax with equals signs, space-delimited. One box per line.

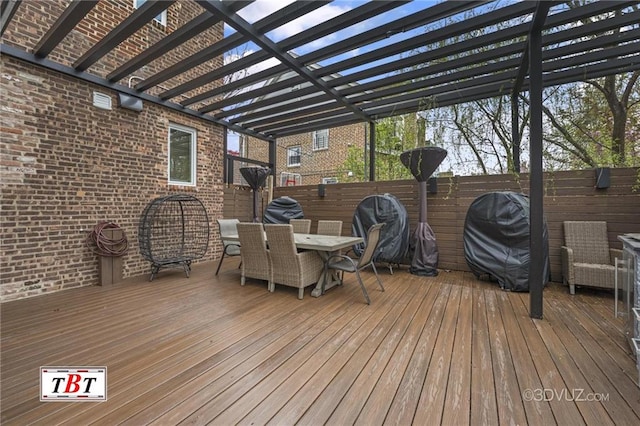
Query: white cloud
xmin=233 ymin=0 xmax=353 ymax=44
xmin=268 ymin=4 xmax=352 ymax=41
xmin=237 ymin=0 xmax=297 ymax=24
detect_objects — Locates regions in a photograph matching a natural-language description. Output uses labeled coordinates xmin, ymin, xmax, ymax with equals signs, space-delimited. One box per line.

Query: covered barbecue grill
xmin=463 ymin=191 xmax=550 ymax=291
xmin=263 ymin=196 xmax=304 ymax=224
xmin=351 ymin=193 xmax=410 ymax=269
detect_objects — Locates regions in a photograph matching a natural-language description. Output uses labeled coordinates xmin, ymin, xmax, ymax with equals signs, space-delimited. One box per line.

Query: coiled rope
xmin=86 ymin=221 xmax=129 ymax=257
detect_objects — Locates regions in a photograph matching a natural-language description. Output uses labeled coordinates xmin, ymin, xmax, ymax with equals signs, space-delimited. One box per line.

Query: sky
xmin=224 ymin=0 xmax=437 ymax=151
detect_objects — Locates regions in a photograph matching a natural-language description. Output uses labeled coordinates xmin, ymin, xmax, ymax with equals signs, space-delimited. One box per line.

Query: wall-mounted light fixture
xmin=428 ymin=177 xmax=437 ymax=194
xmin=118 ymin=93 xmax=143 ymax=112
xmin=595 ymin=167 xmax=610 ymax=189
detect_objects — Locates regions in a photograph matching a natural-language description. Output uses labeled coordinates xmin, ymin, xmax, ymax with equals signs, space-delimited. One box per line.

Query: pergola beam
xmin=0 ymin=0 xmax=20 ymax=38
xmin=33 ymin=0 xmax=98 ymax=58
xmin=158 ymin=0 xmax=328 ymax=100
xmin=195 ymin=0 xmax=373 ymax=123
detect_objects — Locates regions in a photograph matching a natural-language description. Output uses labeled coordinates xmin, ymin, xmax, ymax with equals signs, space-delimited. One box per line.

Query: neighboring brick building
xmin=241 ymin=123 xmax=368 ymax=187
xmin=1 ymin=1 xmax=225 ymax=301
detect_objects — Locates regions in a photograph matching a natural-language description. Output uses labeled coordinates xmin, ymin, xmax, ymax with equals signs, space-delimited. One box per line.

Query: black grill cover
xmin=263 ymin=196 xmax=304 ymax=224
xmin=352 ymin=194 xmax=409 ymax=264
xmin=463 ymin=192 xmax=549 ymax=292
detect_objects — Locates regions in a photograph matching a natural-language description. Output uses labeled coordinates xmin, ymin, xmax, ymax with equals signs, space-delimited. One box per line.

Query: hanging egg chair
xmin=138 ymin=194 xmax=210 ymax=280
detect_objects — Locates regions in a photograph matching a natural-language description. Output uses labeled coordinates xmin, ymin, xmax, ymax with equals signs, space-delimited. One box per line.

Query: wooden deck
xmin=2 ymin=260 xmax=639 ymax=425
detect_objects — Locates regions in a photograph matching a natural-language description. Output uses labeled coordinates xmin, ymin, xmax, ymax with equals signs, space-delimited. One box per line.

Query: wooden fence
xmin=224 ymin=168 xmax=640 ymax=283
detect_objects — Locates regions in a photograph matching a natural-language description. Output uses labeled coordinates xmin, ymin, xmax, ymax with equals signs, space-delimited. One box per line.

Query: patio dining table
xmin=223 ymin=232 xmax=363 ymax=297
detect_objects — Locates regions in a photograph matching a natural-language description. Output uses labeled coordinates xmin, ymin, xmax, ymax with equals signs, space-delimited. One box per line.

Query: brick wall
xmin=1 ymin=1 xmax=225 ymax=301
xmin=244 ymin=123 xmax=367 ymax=186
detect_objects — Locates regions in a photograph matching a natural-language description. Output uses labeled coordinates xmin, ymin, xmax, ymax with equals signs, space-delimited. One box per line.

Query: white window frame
xmin=134 ymin=0 xmax=167 ymax=26
xmin=322 ymin=177 xmax=338 ymax=184
xmin=168 ymin=123 xmax=197 ymax=186
xmin=287 ymin=146 xmax=301 ymax=167
xmin=312 ymin=129 xmax=329 ymax=151
xmin=280 ymin=172 xmax=302 ymax=186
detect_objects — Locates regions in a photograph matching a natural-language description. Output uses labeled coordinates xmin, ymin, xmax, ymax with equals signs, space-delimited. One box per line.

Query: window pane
xmin=313 ymin=129 xmax=328 ymax=150
xmin=135 ymin=0 xmax=166 ymax=25
xmin=287 ymin=146 xmax=301 ymax=166
xmin=169 ymin=126 xmax=194 ymax=184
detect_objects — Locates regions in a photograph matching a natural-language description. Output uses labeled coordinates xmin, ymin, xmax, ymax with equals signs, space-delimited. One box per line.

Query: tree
xmin=338 ymin=114 xmax=427 ymax=182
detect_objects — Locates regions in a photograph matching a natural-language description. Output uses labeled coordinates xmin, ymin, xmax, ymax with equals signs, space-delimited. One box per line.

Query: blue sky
xmin=224 ymin=0 xmax=441 ymax=151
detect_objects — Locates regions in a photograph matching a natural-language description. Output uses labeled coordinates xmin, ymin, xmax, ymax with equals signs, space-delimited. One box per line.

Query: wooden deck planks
xmin=2 ymin=261 xmax=640 ymax=425
xmin=470 ymin=287 xmax=499 ymax=425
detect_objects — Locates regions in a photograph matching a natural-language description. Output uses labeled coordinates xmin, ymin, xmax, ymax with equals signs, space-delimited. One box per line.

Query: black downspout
xmin=223 ymin=128 xmax=228 ymax=184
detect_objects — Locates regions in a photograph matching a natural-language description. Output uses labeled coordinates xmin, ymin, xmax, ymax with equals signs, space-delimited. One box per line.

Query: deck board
xmin=1 ymin=261 xmax=639 ymax=425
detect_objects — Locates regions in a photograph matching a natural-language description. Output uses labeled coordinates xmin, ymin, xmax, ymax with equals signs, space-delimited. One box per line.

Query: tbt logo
xmin=40 ymin=367 xmax=107 ymax=401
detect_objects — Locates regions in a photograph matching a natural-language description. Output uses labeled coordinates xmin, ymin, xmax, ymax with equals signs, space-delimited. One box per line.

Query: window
xmin=168 ymin=124 xmax=196 ymax=186
xmin=287 ymin=146 xmax=301 ymax=167
xmin=280 ymin=172 xmax=302 ymax=186
xmin=322 ymin=177 xmax=338 ymax=184
xmin=312 ymin=129 xmax=329 ymax=150
xmin=134 ymin=0 xmax=167 ymax=26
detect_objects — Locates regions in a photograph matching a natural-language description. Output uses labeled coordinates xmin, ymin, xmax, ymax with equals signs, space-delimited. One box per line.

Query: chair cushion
xmin=573 ymin=263 xmax=616 ymax=290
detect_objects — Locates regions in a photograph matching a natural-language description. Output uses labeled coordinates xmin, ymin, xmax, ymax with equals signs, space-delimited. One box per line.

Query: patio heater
xmin=400 ymin=146 xmax=448 ymax=276
xmin=239 ymin=166 xmax=271 ymax=223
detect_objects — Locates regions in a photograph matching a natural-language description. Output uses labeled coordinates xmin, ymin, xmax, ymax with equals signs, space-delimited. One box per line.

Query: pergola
xmin=1 ymin=0 xmax=639 ymax=317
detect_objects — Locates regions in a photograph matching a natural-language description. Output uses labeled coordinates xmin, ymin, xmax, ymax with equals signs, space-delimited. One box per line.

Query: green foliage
xmin=338 ymin=114 xmax=430 ymax=182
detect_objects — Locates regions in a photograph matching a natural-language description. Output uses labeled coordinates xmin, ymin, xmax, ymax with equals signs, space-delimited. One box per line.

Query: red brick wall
xmin=1 ymin=1 xmax=225 ymax=301
xmin=244 ymin=123 xmax=367 ymax=186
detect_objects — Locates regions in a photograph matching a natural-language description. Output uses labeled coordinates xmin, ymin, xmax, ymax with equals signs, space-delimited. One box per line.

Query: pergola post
xmin=268 ymin=138 xmax=276 ymax=182
xmin=511 ymin=95 xmax=521 ymax=173
xmin=222 ymin=128 xmax=228 ymax=184
xmin=528 ymin=2 xmax=549 ymax=320
xmin=369 ymin=121 xmax=376 ymax=182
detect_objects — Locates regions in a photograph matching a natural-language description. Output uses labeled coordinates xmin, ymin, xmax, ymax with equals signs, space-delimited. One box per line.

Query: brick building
xmin=1 ymin=1 xmax=225 ymax=301
xmin=241 ymin=123 xmax=367 ymax=187
xmin=237 ymin=66 xmax=369 ymax=187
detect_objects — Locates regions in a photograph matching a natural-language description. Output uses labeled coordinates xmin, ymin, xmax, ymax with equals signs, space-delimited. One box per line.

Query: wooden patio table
xmin=223 ymin=232 xmax=363 ymax=297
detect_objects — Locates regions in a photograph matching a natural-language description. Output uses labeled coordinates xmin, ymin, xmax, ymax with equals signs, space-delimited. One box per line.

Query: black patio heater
xmin=239 ymin=166 xmax=271 ymax=223
xmin=400 ymin=146 xmax=448 ymax=276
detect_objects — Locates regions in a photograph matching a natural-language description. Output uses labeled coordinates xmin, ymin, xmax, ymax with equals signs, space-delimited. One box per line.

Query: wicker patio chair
xmin=236 ymin=223 xmax=272 ymax=290
xmin=323 ymin=223 xmax=385 ymax=304
xmin=265 ymin=224 xmax=324 ymax=299
xmin=289 ymin=219 xmax=311 ymax=234
xmin=317 ymin=220 xmax=343 ymax=236
xmin=215 ymin=219 xmax=241 ymax=275
xmin=561 ymin=221 xmax=622 ymax=295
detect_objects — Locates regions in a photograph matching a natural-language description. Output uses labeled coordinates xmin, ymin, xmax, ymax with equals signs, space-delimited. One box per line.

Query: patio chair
xmin=215 ymin=218 xmax=241 ymax=275
xmin=289 ymin=219 xmax=311 ymax=234
xmin=265 ymin=224 xmax=324 ymax=299
xmin=561 ymin=221 xmax=622 ymax=295
xmin=317 ymin=220 xmax=343 ymax=236
xmin=236 ymin=223 xmax=272 ymax=290
xmin=323 ymin=223 xmax=385 ymax=304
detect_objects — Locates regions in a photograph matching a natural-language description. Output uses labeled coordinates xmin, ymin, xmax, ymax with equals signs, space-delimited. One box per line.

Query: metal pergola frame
xmin=2 ymin=0 xmax=639 ymax=318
